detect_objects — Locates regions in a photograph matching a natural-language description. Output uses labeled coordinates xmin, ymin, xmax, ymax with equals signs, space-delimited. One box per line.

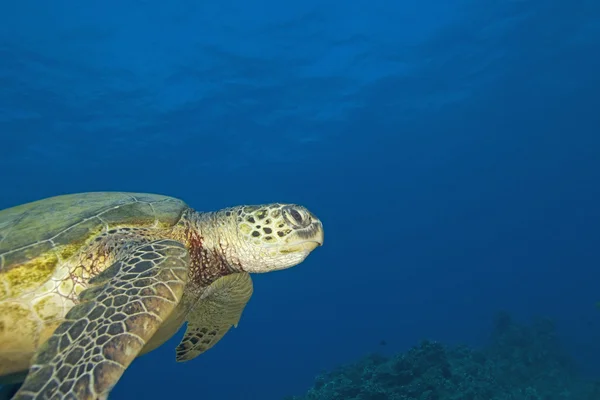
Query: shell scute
xmin=0 ymin=192 xmax=188 ymax=295
xmin=100 ymin=202 xmax=156 ymax=226
xmin=2 ymin=252 xmax=58 ymax=299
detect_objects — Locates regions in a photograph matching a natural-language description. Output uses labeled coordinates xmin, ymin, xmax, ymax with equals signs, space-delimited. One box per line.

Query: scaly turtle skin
xmin=0 ymin=192 xmax=324 ymax=399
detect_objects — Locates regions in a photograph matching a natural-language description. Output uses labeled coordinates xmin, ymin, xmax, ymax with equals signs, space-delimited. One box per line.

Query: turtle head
xmin=224 ymin=203 xmax=324 ymax=273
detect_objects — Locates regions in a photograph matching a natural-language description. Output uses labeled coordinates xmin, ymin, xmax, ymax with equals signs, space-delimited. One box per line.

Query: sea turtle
xmin=0 ymin=192 xmax=324 ymax=399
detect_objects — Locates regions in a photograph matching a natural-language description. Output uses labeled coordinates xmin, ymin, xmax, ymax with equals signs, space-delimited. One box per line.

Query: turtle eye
xmin=283 ymin=206 xmax=310 ymax=228
xmin=290 ymin=209 xmax=303 ymax=224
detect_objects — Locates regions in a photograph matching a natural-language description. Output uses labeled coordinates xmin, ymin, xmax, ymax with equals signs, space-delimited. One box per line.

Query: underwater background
xmin=1 ymin=0 xmax=599 ymax=399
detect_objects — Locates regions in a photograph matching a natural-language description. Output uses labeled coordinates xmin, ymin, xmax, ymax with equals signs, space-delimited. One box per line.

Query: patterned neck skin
xmin=180 ymin=210 xmax=237 ymax=291
xmin=177 ymin=202 xmax=324 ymax=292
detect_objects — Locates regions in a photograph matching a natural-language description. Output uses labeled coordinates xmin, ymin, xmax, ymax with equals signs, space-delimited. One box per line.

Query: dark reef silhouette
xmin=287 ymin=312 xmax=600 ymax=400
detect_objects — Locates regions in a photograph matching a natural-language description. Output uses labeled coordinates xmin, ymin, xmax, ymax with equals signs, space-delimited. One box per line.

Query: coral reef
xmin=286 ymin=312 xmax=600 ymax=400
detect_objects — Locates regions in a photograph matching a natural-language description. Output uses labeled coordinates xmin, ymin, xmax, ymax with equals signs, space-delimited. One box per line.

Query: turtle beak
xmin=315 ymin=229 xmax=324 ymax=247
xmin=283 ymin=221 xmax=323 ymax=253
xmin=307 ymin=221 xmax=324 ymax=247
xmin=298 ymin=240 xmax=321 ymax=251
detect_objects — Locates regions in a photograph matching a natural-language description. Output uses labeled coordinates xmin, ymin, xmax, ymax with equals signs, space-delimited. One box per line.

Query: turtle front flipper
xmin=13 ymin=239 xmax=189 ymax=400
xmin=175 ymin=272 xmax=253 ymax=362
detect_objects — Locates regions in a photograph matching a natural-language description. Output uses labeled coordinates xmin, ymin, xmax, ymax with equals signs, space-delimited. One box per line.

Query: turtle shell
xmin=0 ymin=192 xmax=188 ymax=298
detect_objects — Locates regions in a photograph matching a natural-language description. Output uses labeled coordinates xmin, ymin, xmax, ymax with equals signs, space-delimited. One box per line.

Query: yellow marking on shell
xmin=32 ymin=294 xmax=65 ymax=321
xmin=0 ymin=280 xmax=7 ymax=300
xmin=2 ymin=253 xmax=58 ymax=297
xmin=59 ymin=243 xmax=86 ymax=261
xmin=0 ymin=302 xmax=40 ymax=376
xmin=50 ymin=217 xmax=105 ymax=260
xmin=0 ymin=302 xmax=33 ymax=334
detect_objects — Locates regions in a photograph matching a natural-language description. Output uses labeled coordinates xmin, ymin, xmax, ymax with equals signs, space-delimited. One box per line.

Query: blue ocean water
xmin=0 ymin=0 xmax=599 ymax=399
